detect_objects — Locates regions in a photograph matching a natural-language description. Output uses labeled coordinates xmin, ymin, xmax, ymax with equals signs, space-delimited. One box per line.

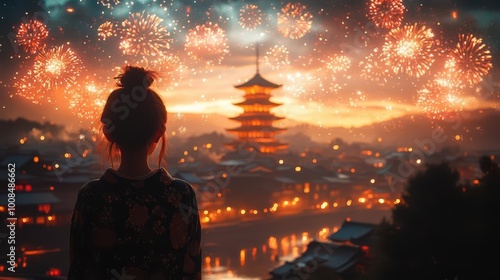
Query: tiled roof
xmin=269 ymin=240 xmax=363 ymax=278
xmin=328 ymin=220 xmax=378 ymax=243
xmin=234 ymin=73 xmax=282 ymax=89
xmin=233 ymin=99 xmax=282 ymax=106
xmin=226 ymin=126 xmax=286 ymax=132
xmin=229 ymin=114 xmax=284 ymax=121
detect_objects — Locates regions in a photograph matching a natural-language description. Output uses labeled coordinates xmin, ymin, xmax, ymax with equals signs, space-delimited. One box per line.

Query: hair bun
xmin=116 ymin=65 xmax=156 ymax=88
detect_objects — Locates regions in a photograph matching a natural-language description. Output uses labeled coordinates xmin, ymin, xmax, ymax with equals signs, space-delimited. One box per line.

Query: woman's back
xmin=68 ymin=167 xmax=201 ymax=280
xmin=68 ymin=65 xmax=201 ymax=279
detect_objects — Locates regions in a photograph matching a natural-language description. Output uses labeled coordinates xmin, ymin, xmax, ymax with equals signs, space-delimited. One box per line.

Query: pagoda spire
xmin=255 ymin=41 xmax=260 ymax=74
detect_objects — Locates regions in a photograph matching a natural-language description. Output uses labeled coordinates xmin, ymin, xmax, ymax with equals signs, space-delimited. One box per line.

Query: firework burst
xmin=185 ymin=22 xmax=229 ymax=66
xmin=33 ymin=44 xmax=83 ymax=89
xmin=101 ymin=0 xmax=120 ymax=9
xmin=382 ymin=23 xmax=435 ymax=77
xmin=16 ymin=19 xmax=49 ymax=54
xmin=368 ymin=0 xmax=405 ymax=29
xmin=153 ymin=54 xmax=186 ymax=90
xmin=239 ymin=4 xmax=263 ymax=30
xmin=277 ymin=2 xmax=313 ymax=39
xmin=313 ymin=55 xmax=351 ymax=97
xmin=120 ymin=11 xmax=171 ymax=56
xmin=432 ymin=57 xmax=464 ymax=90
xmin=416 ymin=79 xmax=465 ymax=120
xmin=324 ymin=55 xmax=351 ymax=74
xmin=14 ymin=69 xmax=54 ymax=105
xmin=66 ymin=77 xmax=110 ymax=121
xmin=265 ymin=45 xmax=290 ymax=70
xmin=283 ymin=71 xmax=320 ymax=99
xmin=360 ymin=48 xmax=392 ymax=83
xmin=135 ymin=54 xmax=185 ymax=90
xmin=451 ymin=34 xmax=493 ymax=86
xmin=97 ymin=21 xmax=115 ymax=41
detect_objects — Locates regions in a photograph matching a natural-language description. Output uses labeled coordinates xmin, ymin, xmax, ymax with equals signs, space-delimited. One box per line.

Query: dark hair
xmin=100 ymin=65 xmax=167 ymax=167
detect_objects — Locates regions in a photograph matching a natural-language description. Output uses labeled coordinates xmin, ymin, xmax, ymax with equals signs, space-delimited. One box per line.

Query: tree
xmin=364 ymin=158 xmax=500 ymax=280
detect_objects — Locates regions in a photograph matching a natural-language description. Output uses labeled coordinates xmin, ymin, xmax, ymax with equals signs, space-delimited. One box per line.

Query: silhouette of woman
xmin=68 ymin=66 xmax=201 ymax=280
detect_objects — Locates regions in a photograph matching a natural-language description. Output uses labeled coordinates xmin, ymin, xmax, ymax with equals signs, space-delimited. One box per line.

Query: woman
xmin=68 ymin=66 xmax=201 ymax=279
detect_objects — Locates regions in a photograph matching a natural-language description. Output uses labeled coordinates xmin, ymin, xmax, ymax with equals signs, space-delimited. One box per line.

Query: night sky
xmin=1 ymin=0 xmax=499 ymax=133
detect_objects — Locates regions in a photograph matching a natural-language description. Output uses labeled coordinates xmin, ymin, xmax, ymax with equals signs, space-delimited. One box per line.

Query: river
xmin=201 ymin=206 xmax=391 ymax=280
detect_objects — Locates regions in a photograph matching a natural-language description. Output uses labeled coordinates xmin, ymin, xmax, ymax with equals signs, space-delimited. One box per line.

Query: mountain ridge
xmin=1 ymin=108 xmax=499 ymax=152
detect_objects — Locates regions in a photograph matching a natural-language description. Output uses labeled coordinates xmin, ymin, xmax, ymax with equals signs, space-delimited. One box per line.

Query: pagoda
xmin=225 ymin=45 xmax=288 ymax=154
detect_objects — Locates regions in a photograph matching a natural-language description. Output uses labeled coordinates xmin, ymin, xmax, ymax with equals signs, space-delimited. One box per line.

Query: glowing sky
xmin=1 ymin=0 xmax=499 ymax=131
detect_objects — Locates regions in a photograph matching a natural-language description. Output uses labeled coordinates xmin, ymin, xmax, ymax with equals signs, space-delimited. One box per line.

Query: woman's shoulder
xmin=76 ymin=168 xmax=197 ymax=197
xmin=78 ymin=168 xmax=120 ymax=194
xmin=160 ymin=168 xmax=196 ymax=192
xmin=79 ymin=177 xmax=105 ymax=192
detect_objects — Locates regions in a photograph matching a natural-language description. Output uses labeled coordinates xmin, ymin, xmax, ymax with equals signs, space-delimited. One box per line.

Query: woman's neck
xmin=116 ymin=147 xmax=153 ymax=178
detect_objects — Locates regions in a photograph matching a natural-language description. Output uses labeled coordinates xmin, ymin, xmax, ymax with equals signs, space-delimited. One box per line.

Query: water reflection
xmin=202 ymin=224 xmax=341 ymax=279
xmin=203 ymin=269 xmax=261 ymax=280
xmin=240 ymin=249 xmax=245 ymax=266
xmin=201 ymin=209 xmax=390 ymax=279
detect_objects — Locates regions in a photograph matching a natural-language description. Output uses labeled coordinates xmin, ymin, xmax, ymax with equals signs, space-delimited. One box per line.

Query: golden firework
xmin=120 ymin=11 xmax=171 ymax=56
xmin=325 ymin=55 xmax=351 ymax=74
xmin=66 ymin=77 xmax=110 ymax=121
xmin=416 ymin=79 xmax=464 ymax=120
xmin=265 ymin=45 xmax=290 ymax=70
xmin=239 ymin=4 xmax=263 ymax=30
xmin=16 ymin=19 xmax=49 ymax=54
xmin=283 ymin=71 xmax=320 ymax=99
xmin=360 ymin=48 xmax=392 ymax=83
xmin=100 ymin=0 xmax=120 ymax=9
xmin=368 ymin=0 xmax=405 ymax=29
xmin=185 ymin=22 xmax=229 ymax=65
xmin=14 ymin=69 xmax=54 ymax=105
xmin=277 ymin=2 xmax=313 ymax=39
xmin=451 ymin=34 xmax=493 ymax=86
xmin=382 ymin=23 xmax=435 ymax=77
xmin=33 ymin=44 xmax=83 ymax=89
xmin=97 ymin=21 xmax=114 ymax=40
xmin=433 ymin=57 xmax=464 ymax=90
xmin=134 ymin=54 xmax=185 ymax=90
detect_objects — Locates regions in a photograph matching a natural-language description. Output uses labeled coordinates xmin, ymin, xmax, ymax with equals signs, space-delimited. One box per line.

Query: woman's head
xmin=100 ymin=65 xmax=167 ymax=165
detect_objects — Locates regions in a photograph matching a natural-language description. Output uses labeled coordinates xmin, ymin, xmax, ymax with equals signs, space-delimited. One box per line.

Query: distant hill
xmin=0 ymin=118 xmax=72 ymax=145
xmin=280 ymin=108 xmax=500 ymax=151
xmin=1 ymin=109 xmax=499 ymax=154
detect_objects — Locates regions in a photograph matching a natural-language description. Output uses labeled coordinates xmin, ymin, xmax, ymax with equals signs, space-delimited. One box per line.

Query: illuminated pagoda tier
xmin=225 ymin=46 xmax=288 ymax=154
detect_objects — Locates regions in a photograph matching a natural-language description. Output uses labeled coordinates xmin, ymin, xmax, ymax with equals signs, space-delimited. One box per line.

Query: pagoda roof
xmin=235 ymin=73 xmax=282 ymax=89
xmin=226 ymin=126 xmax=286 ymax=132
xmin=233 ymin=99 xmax=282 ymax=106
xmin=229 ymin=115 xmax=285 ymax=121
xmin=224 ymin=141 xmax=288 ymax=149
